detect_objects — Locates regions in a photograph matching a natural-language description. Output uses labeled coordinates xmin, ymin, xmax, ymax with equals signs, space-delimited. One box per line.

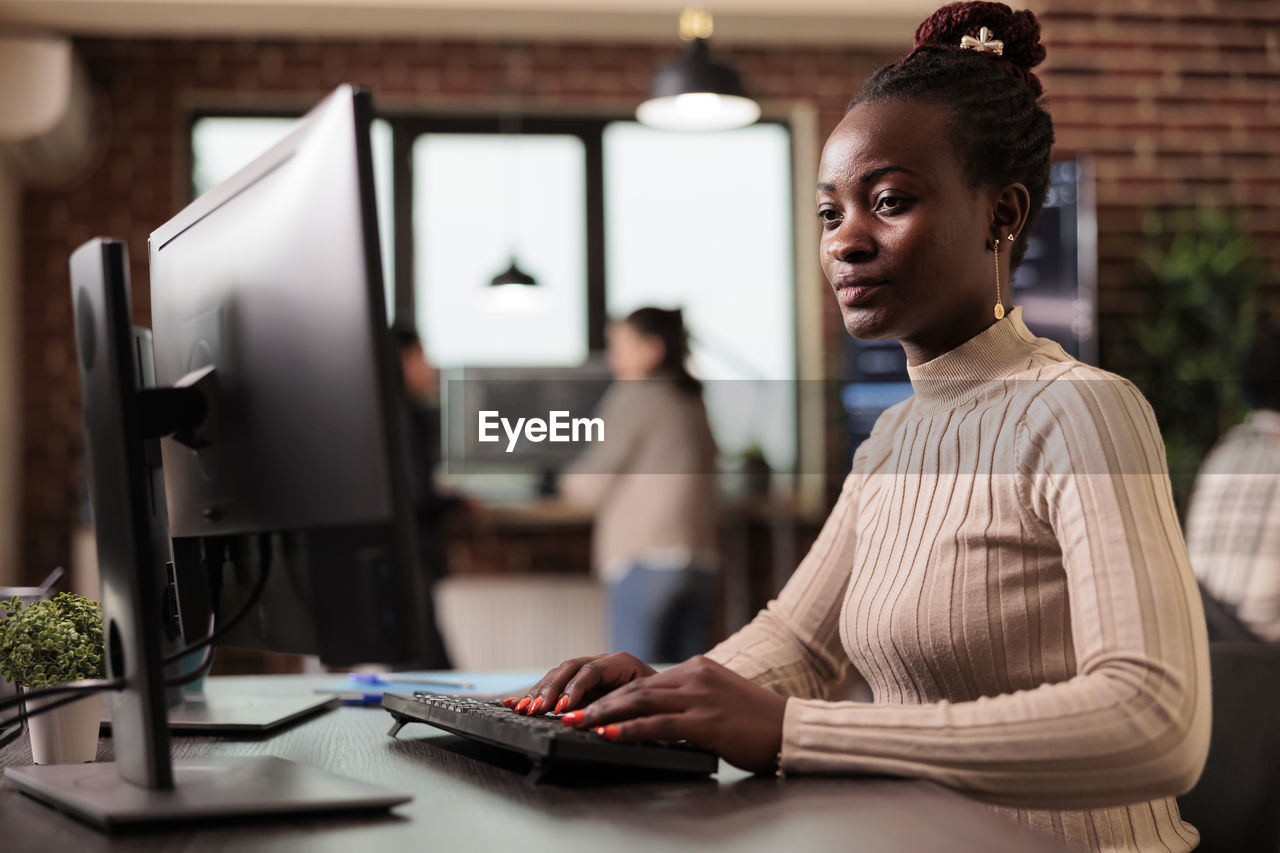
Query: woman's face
xmin=817 ymin=98 xmax=1004 ymax=365
xmin=606 ymin=321 xmax=664 ymax=380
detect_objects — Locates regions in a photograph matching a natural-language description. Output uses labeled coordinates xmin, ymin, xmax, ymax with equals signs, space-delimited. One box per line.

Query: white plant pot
xmin=25 ymin=690 xmax=104 ymax=765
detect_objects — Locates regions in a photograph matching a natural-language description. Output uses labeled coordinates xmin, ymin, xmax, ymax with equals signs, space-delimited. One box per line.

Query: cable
xmin=0 ymin=689 xmax=103 ymax=730
xmin=1 ymin=542 xmax=269 ymax=727
xmin=0 ymin=678 xmax=124 ymax=730
xmin=0 ymin=677 xmax=124 ymax=714
xmin=163 ymin=612 xmax=217 ymax=688
xmin=163 ymin=644 xmax=214 ymax=688
xmin=161 ymin=543 xmax=271 ymax=667
xmin=0 ymin=633 xmax=214 ymax=725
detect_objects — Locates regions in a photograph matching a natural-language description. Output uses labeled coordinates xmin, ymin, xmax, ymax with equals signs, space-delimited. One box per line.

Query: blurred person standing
xmin=1185 ymin=326 xmax=1280 ymax=642
xmin=560 ymin=307 xmax=719 ymax=663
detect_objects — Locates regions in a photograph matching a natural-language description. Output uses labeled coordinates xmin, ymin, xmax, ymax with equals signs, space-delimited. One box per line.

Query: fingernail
xmin=515 ymin=697 xmax=531 ymax=713
xmin=502 ymin=698 xmax=518 ymax=708
xmin=595 ymin=725 xmax=621 ymax=740
xmin=554 ymin=696 xmax=568 ymax=714
xmin=529 ymin=697 xmax=544 ymax=714
xmin=561 ymin=710 xmax=585 ymax=726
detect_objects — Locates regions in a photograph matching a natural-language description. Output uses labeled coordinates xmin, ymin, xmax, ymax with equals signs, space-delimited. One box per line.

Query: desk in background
xmin=0 ymin=675 xmax=1068 ymax=852
xmin=447 ymin=497 xmax=823 ymax=641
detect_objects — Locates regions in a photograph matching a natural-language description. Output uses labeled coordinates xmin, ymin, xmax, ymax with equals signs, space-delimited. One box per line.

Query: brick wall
xmin=18 ymin=7 xmax=1280 ymax=583
xmin=1037 ymin=0 xmax=1280 ymax=366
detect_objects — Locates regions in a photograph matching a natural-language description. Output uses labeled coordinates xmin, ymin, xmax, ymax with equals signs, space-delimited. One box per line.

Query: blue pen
xmin=348 ymin=673 xmax=476 ymax=690
xmin=339 ymin=692 xmax=385 ymax=706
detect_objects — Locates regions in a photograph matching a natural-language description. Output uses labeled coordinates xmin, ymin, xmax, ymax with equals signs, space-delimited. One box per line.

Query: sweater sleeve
xmin=772 ymin=375 xmax=1212 ymax=810
xmin=703 ymin=459 xmax=864 ymax=700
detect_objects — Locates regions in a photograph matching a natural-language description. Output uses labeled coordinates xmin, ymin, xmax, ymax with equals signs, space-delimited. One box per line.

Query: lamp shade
xmin=489 ymin=258 xmax=537 ymax=287
xmin=636 ymin=39 xmax=761 ymax=132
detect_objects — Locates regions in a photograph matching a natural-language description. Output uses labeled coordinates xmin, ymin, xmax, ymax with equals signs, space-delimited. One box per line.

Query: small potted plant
xmin=0 ymin=592 xmax=106 ymax=764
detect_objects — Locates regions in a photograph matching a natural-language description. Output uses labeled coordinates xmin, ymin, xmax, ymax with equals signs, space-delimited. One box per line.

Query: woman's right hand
xmin=503 ymin=653 xmax=657 ymax=716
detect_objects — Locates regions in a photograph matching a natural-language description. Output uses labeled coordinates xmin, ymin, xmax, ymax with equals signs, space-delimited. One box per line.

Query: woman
xmin=511 ymin=4 xmax=1211 ymax=850
xmin=559 ymin=307 xmax=720 ymax=664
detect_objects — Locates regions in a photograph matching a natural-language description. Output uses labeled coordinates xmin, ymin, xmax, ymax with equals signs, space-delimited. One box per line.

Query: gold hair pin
xmin=960 ymin=27 xmax=1004 ymax=56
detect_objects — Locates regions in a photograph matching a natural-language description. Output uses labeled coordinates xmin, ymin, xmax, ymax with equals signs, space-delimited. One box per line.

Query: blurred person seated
xmin=559 ymin=307 xmax=719 ymax=663
xmin=394 ymin=324 xmax=467 ymax=668
xmin=1185 ymin=326 xmax=1280 ymax=642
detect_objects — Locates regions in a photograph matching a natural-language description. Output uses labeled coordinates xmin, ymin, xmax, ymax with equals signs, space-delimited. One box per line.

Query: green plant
xmin=0 ymin=593 xmax=106 ymax=688
xmin=1130 ymin=206 xmax=1261 ymax=513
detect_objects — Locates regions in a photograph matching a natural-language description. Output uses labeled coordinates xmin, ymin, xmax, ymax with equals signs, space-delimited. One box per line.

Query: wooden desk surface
xmin=2 ymin=676 xmax=1068 ymax=852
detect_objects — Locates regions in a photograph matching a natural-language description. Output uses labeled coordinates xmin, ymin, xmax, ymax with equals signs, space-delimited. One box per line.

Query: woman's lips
xmin=835 ymin=280 xmax=886 ymax=306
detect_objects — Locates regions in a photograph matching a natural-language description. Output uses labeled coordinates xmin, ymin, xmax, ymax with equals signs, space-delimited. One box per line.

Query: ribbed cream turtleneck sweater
xmin=706 ymin=308 xmax=1211 ymax=853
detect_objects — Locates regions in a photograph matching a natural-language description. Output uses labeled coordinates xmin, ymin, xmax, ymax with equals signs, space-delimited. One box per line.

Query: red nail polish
xmin=502 ymin=698 xmax=517 ymax=708
xmin=529 ymin=697 xmax=544 ymax=714
xmin=601 ymin=724 xmax=621 ymax=740
xmin=554 ymin=696 xmax=569 ymax=714
xmin=515 ymin=697 xmax=531 ymax=713
xmin=561 ymin=710 xmax=584 ymax=726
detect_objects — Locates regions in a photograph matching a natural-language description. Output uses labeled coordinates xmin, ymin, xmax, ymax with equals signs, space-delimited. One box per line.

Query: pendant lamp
xmin=636 ymin=8 xmax=761 ymax=132
xmin=489 ymin=258 xmax=537 ymax=287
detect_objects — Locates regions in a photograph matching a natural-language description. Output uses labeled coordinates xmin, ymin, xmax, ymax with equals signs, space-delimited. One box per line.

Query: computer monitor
xmin=6 ymin=85 xmax=421 ymax=829
xmin=149 ymin=85 xmax=437 ymax=668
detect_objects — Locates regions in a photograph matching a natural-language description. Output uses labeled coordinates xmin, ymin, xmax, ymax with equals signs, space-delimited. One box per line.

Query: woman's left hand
xmin=559 ymin=655 xmax=787 ymax=774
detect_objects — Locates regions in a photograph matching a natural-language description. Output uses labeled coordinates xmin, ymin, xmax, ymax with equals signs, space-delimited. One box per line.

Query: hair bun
xmin=913 ymin=2 xmax=1046 ymax=94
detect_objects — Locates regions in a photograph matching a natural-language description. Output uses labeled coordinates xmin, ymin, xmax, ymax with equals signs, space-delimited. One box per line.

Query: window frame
xmin=387 ymin=113 xmax=613 ymax=352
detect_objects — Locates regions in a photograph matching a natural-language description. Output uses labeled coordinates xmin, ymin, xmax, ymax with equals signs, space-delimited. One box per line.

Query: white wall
xmin=0 ymin=159 xmax=19 ymax=586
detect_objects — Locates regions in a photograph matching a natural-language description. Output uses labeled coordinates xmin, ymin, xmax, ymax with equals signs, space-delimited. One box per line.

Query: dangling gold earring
xmin=992 ymin=234 xmax=1015 ymax=320
xmin=992 ymin=237 xmax=1005 ymax=320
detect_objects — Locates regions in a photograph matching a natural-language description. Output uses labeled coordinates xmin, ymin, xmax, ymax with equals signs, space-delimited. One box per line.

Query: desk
xmin=1 ymin=676 xmax=1068 ymax=852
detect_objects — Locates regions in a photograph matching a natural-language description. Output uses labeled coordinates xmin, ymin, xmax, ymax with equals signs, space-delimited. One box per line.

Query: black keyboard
xmin=382 ymin=692 xmax=718 ymax=779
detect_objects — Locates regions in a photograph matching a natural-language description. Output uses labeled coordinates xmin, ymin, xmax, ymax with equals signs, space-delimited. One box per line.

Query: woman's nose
xmin=825 ymin=214 xmax=875 ymax=263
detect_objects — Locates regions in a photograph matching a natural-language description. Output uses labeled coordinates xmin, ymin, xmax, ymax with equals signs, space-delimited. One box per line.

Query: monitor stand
xmin=6 ymin=756 xmax=409 ymax=830
xmin=6 ymin=237 xmax=413 ymax=832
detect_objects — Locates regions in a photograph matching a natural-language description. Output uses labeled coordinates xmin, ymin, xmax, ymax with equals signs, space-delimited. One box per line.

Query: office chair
xmin=1176 ymin=642 xmax=1280 ymax=853
xmin=1197 ymin=582 xmax=1261 ymax=644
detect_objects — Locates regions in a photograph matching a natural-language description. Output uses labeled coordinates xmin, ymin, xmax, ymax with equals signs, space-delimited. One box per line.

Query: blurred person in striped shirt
xmin=1185 ymin=326 xmax=1280 ymax=642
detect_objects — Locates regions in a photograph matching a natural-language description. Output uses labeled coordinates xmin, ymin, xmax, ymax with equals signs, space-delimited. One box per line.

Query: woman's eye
xmin=817 ymin=208 xmax=841 ymax=228
xmin=875 ymin=194 xmax=912 ymax=214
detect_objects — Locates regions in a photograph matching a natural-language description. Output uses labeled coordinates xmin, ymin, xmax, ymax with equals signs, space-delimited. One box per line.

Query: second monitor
xmin=149 ymin=84 xmax=444 ymax=668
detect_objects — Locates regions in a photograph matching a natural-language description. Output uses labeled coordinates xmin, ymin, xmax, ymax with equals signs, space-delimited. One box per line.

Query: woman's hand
xmin=560 ymin=655 xmax=787 ymax=775
xmin=503 ymin=652 xmax=657 ymax=716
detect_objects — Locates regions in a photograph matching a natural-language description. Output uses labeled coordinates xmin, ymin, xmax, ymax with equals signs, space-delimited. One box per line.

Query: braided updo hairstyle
xmin=850 ymin=2 xmax=1055 ymax=270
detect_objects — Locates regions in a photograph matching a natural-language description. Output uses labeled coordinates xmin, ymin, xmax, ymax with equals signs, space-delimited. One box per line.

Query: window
xmin=413 ymin=133 xmax=588 ymax=366
xmin=603 ymin=121 xmax=795 ymax=466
